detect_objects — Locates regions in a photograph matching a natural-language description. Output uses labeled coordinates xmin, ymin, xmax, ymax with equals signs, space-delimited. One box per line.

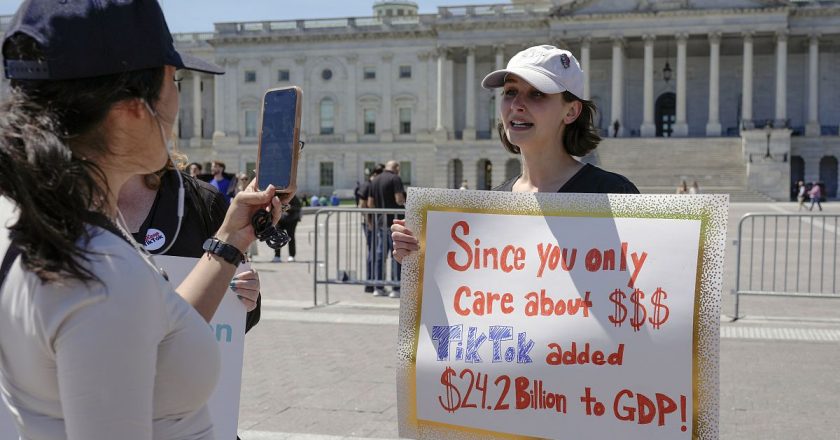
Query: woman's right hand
xmin=391 ymin=219 xmax=419 ymax=264
xmin=216 ymin=179 xmax=295 ymax=253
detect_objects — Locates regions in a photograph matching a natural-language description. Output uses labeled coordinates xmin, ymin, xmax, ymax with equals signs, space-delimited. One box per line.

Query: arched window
xmin=477 ymin=159 xmax=493 ymax=190
xmin=320 ymin=98 xmax=335 ymax=135
xmin=819 ymin=156 xmax=838 ymax=199
xmin=790 ymin=156 xmax=805 ymax=201
xmin=447 ymin=159 xmax=463 ymax=189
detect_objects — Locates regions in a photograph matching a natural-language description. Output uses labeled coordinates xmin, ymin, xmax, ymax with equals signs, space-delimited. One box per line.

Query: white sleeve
xmin=53 ymin=275 xmax=166 ymax=440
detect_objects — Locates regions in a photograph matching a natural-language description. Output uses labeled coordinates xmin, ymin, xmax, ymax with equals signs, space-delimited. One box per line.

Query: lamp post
xmin=764 ymin=122 xmax=772 ymax=159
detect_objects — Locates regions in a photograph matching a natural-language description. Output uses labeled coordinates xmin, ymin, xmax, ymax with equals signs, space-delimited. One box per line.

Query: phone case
xmin=256 ymin=86 xmax=302 ymax=194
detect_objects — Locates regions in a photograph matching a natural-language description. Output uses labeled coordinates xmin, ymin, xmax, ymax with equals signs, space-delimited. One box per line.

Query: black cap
xmin=3 ymin=0 xmax=224 ymax=80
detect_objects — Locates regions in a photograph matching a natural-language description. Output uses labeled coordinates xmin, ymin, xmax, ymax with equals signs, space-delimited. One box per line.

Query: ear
xmin=562 ymin=100 xmax=583 ymax=125
xmin=110 ymin=97 xmax=149 ymax=121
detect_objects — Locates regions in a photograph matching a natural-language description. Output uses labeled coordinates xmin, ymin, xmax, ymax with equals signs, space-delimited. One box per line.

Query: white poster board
xmin=397 ymin=189 xmax=728 ymax=440
xmin=156 ymin=256 xmax=247 ymax=440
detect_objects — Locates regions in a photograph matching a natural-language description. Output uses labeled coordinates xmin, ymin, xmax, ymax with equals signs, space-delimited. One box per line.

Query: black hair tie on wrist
xmin=251 ymin=210 xmax=290 ymax=250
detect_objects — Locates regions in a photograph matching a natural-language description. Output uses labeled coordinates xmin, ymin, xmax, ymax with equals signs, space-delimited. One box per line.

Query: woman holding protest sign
xmin=392 ymin=45 xmax=638 ymax=261
xmin=0 ymin=1 xmax=289 ymax=439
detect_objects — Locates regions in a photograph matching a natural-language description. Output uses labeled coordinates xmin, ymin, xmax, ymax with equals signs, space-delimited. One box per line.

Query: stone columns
xmin=463 ymin=46 xmax=477 ymax=141
xmin=580 ymin=37 xmax=591 ymax=100
xmin=806 ymin=34 xmax=821 ymax=137
xmin=610 ymin=37 xmax=624 ymax=137
xmin=213 ymin=59 xmax=226 ymax=139
xmin=435 ymin=47 xmax=448 ymax=141
xmin=706 ymin=32 xmax=722 ymax=136
xmin=492 ymin=45 xmax=505 ymax=139
xmin=381 ymin=53 xmax=394 ymax=142
xmin=640 ymin=35 xmax=655 ymax=137
xmin=191 ymin=72 xmax=202 ymax=146
xmin=741 ymin=32 xmax=753 ymax=128
xmin=294 ymin=55 xmax=308 ymax=138
xmin=775 ymin=31 xmax=788 ymax=124
xmin=673 ymin=33 xmax=688 ymax=137
xmin=345 ymin=54 xmax=359 ymax=142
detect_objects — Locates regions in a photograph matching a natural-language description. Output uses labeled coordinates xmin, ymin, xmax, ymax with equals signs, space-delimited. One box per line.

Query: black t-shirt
xmin=131 ymin=170 xmax=261 ymax=332
xmin=356 ymin=180 xmax=371 ymax=205
xmin=369 ymin=170 xmax=405 ymax=225
xmin=493 ymin=163 xmax=639 ymax=194
xmin=369 ymin=171 xmax=405 ymax=209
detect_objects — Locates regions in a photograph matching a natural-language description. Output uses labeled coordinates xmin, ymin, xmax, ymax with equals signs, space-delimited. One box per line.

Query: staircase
xmin=584 ymin=137 xmax=776 ymax=202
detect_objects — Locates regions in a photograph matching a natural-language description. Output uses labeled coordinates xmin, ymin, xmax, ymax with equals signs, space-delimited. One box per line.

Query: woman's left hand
xmin=216 ymin=179 xmax=295 ymax=253
xmin=230 ymin=269 xmax=260 ymax=312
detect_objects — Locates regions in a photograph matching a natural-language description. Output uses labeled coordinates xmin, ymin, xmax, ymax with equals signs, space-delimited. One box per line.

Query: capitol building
xmin=2 ymin=0 xmax=840 ymax=200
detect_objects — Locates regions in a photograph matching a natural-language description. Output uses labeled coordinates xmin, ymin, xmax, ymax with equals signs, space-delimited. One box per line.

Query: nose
xmin=509 ymin=93 xmax=525 ymax=111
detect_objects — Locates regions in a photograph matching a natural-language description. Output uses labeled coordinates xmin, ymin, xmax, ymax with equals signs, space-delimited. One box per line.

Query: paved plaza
xmin=238 ymin=201 xmax=840 ymax=440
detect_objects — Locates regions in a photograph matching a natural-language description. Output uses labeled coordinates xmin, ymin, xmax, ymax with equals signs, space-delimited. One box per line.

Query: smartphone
xmin=256 ymin=86 xmax=302 ymax=194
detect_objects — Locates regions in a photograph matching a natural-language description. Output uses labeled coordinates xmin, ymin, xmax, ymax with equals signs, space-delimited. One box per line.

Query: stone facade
xmin=2 ymin=1 xmax=840 ymax=199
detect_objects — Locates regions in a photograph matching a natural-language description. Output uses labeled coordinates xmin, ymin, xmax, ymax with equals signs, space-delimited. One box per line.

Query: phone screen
xmin=257 ymin=88 xmax=299 ymax=191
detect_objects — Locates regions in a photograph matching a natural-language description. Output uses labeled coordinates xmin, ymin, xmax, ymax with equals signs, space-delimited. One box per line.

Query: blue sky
xmin=0 ymin=1 xmax=498 ymax=33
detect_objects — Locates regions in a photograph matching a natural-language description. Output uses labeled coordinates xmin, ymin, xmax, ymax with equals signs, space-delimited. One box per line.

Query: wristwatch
xmin=202 ymin=237 xmax=245 ymax=266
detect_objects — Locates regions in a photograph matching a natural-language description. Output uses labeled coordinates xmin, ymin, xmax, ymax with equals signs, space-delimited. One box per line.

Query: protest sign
xmin=397 ymin=188 xmax=728 ymax=439
xmin=156 ymin=256 xmax=247 ymax=440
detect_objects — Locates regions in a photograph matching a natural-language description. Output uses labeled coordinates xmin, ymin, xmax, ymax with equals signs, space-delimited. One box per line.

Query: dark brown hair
xmin=498 ymin=91 xmax=602 ymax=157
xmin=0 ymin=34 xmax=164 ymax=283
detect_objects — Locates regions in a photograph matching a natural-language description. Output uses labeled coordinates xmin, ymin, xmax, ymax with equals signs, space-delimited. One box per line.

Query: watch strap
xmin=202 ymin=237 xmax=245 ymax=266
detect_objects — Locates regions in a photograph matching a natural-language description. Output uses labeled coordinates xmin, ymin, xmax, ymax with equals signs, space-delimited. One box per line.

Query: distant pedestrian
xmin=311 ymin=194 xmax=320 ymax=206
xmin=676 ymin=180 xmax=688 ymax=195
xmin=368 ymin=160 xmax=405 ymax=298
xmin=459 ymin=179 xmax=469 ymax=190
xmin=797 ymin=181 xmax=807 ymax=210
xmin=809 ymin=182 xmax=823 ymax=211
xmin=319 ymin=195 xmax=328 ymax=206
xmin=209 ymin=160 xmax=235 ymax=204
xmin=274 ymin=195 xmax=302 ymax=262
xmin=330 ymin=193 xmax=340 ymax=206
xmin=358 ymin=164 xmax=384 ymax=293
xmin=613 ymin=119 xmax=620 ymax=137
xmin=689 ymin=180 xmax=700 ymax=195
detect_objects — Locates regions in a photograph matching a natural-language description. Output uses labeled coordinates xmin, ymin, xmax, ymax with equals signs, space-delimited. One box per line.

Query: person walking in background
xmin=311 ymin=194 xmax=320 ymax=207
xmin=459 ymin=179 xmax=469 ymax=190
xmin=797 ymin=181 xmax=807 ymax=210
xmin=689 ymin=180 xmax=700 ymax=194
xmin=676 ymin=180 xmax=688 ymax=194
xmin=187 ymin=162 xmax=203 ymax=178
xmin=809 ymin=181 xmax=823 ymax=211
xmin=368 ymin=160 xmax=405 ymax=298
xmin=210 ymin=160 xmax=236 ymax=204
xmin=358 ymin=164 xmax=384 ymax=293
xmin=274 ymin=195 xmax=302 ymax=262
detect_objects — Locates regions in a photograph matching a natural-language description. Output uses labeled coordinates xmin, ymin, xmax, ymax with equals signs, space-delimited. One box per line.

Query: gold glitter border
xmin=397 ymin=189 xmax=727 ymax=439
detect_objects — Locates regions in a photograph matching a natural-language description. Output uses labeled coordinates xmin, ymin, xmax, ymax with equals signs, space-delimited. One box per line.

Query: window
xmin=399 ymin=108 xmax=411 ymax=134
xmin=364 ymin=109 xmax=376 ymax=135
xmin=320 ymin=162 xmax=334 ymax=186
xmin=321 ymin=69 xmax=332 ymax=81
xmin=244 ymin=70 xmax=256 ymax=83
xmin=363 ymin=66 xmax=376 ymax=80
xmin=399 ymin=161 xmax=412 ymax=186
xmin=320 ymin=98 xmax=335 ymax=135
xmin=278 ymin=69 xmax=290 ymax=82
xmin=399 ymin=65 xmax=412 ymax=79
xmin=245 ymin=110 xmax=258 ymax=137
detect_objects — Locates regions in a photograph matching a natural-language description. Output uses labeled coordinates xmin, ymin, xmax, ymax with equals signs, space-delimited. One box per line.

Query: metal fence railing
xmin=734 ymin=213 xmax=840 ymax=318
xmin=312 ymin=207 xmax=405 ymax=306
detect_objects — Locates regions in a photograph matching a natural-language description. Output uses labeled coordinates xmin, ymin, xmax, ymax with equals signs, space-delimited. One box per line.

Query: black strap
xmin=0 ymin=243 xmax=22 ymax=287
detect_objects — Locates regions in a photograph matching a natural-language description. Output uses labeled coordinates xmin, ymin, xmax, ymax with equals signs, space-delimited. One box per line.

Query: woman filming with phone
xmin=391 ymin=45 xmax=638 ymax=261
xmin=0 ymin=1 xmax=289 ymax=439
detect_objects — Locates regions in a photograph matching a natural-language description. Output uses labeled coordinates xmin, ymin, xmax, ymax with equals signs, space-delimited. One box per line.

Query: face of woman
xmin=146 ymin=65 xmax=179 ymax=167
xmin=500 ymin=75 xmax=575 ymax=152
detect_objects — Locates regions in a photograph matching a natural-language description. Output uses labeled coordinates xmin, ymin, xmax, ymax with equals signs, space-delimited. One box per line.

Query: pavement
xmin=240 ymin=201 xmax=840 ymax=440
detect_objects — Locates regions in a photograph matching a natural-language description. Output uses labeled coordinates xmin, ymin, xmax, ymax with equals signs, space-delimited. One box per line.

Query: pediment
xmin=549 ymin=0 xmax=788 ymax=16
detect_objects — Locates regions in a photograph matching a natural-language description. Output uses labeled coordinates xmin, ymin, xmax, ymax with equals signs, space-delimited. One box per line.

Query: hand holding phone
xmin=251 ymin=86 xmax=302 ymax=250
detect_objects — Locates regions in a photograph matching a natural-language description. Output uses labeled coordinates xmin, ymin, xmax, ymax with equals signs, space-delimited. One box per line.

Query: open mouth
xmin=510 ymin=120 xmax=534 ymax=129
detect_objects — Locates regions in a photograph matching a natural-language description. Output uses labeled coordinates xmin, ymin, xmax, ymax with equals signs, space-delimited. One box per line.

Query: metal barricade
xmin=312 ymin=207 xmax=406 ymax=306
xmin=734 ymin=213 xmax=840 ymax=318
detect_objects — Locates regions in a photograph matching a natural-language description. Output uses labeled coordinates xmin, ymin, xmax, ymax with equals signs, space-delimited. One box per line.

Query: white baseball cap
xmin=481 ymin=45 xmax=584 ymax=98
